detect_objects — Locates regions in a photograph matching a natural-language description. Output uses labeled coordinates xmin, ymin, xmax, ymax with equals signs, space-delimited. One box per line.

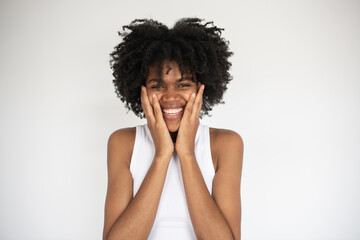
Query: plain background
xmin=1 ymin=0 xmax=359 ymax=239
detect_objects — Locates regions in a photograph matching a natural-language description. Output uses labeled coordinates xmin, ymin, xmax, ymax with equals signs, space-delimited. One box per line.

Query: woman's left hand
xmin=175 ymin=84 xmax=205 ymax=158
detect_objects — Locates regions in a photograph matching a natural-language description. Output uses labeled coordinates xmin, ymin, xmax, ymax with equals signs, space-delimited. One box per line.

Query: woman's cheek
xmin=184 ymin=93 xmax=192 ymax=101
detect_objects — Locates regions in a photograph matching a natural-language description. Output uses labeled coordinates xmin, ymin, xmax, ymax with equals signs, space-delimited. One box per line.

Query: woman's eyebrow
xmin=148 ymin=78 xmax=163 ymax=84
xmin=148 ymin=77 xmax=194 ymax=84
xmin=178 ymin=76 xmax=195 ymax=82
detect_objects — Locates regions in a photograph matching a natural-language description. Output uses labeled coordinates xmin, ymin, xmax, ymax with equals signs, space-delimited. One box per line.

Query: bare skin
xmin=103 ymin=61 xmax=244 ymax=240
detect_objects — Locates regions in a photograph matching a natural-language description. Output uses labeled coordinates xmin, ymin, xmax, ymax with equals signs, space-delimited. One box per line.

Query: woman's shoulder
xmin=209 ymin=127 xmax=243 ymax=143
xmin=108 ymin=127 xmax=136 ymax=143
xmin=107 ymin=127 xmax=137 ymax=167
xmin=209 ymin=127 xmax=244 ymax=161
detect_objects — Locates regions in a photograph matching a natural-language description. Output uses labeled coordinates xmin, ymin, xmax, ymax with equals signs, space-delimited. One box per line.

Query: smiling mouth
xmin=161 ymin=107 xmax=184 ymax=119
xmin=161 ymin=107 xmax=183 ymax=114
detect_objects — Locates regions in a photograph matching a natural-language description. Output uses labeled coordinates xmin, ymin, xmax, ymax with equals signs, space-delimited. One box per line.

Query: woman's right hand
xmin=141 ymin=85 xmax=174 ymax=161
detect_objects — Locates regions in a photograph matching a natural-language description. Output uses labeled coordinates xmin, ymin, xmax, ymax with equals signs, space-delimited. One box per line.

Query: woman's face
xmin=145 ymin=60 xmax=200 ymax=133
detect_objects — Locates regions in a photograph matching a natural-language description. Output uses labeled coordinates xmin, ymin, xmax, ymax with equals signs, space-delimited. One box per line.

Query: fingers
xmin=152 ymin=94 xmax=164 ymax=121
xmin=191 ymin=84 xmax=205 ymax=118
xmin=140 ymin=86 xmax=155 ymax=122
xmin=182 ymin=84 xmax=205 ymax=120
xmin=183 ymin=92 xmax=196 ymax=118
xmin=141 ymin=86 xmax=165 ymax=124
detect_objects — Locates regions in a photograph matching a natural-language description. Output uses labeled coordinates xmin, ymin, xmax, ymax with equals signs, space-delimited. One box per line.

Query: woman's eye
xmin=151 ymin=85 xmax=163 ymax=89
xmin=179 ymin=84 xmax=190 ymax=88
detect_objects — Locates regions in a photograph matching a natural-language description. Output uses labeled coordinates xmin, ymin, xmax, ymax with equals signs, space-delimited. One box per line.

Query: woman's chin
xmin=165 ymin=121 xmax=180 ymax=133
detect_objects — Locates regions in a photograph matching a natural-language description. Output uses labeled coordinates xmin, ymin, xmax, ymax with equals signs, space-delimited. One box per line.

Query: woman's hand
xmin=175 ymin=84 xmax=205 ymax=158
xmin=141 ymin=86 xmax=174 ymax=161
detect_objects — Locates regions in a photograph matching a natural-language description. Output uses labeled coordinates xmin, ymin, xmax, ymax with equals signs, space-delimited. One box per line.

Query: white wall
xmin=0 ymin=0 xmax=359 ymax=239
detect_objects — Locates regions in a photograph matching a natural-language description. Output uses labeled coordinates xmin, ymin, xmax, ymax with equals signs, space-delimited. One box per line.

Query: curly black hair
xmin=110 ymin=17 xmax=233 ymax=118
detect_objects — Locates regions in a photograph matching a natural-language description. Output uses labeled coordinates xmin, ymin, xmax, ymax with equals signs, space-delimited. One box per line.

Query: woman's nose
xmin=161 ymin=87 xmax=179 ymax=102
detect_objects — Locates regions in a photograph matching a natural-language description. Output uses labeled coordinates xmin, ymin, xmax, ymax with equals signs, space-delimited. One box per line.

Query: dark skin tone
xmin=103 ymin=60 xmax=243 ymax=240
xmin=144 ymin=60 xmax=201 ymax=152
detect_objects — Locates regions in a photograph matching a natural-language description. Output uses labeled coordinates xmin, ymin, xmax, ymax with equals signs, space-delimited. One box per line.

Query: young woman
xmin=103 ymin=18 xmax=244 ymax=240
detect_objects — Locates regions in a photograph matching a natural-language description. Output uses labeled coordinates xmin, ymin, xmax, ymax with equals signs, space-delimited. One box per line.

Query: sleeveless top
xmin=129 ymin=122 xmax=216 ymax=240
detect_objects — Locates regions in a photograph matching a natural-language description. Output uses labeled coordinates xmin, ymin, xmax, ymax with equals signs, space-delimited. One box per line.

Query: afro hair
xmin=110 ymin=17 xmax=233 ymax=118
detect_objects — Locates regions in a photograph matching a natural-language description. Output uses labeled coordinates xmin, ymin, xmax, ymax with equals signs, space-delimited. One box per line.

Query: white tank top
xmin=129 ymin=122 xmax=215 ymax=240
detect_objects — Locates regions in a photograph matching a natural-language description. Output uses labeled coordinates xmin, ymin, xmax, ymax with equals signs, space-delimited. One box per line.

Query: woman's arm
xmin=175 ymin=84 xmax=243 ymax=239
xmin=104 ymin=86 xmax=174 ymax=240
xmin=103 ymin=129 xmax=170 ymax=240
xmin=179 ymin=130 xmax=243 ymax=240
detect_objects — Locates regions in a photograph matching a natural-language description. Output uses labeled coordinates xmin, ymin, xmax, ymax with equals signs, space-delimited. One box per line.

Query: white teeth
xmin=162 ymin=108 xmax=183 ymax=114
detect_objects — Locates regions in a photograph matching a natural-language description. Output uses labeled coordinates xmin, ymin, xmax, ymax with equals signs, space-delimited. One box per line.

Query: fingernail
xmin=202 ymin=84 xmax=205 ymax=90
xmin=152 ymin=94 xmax=156 ymax=99
xmin=192 ymin=93 xmax=196 ymax=98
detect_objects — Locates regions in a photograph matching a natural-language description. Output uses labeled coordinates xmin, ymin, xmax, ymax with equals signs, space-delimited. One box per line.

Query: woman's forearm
xmin=106 ymin=157 xmax=169 ymax=240
xmin=179 ymin=154 xmax=235 ymax=240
